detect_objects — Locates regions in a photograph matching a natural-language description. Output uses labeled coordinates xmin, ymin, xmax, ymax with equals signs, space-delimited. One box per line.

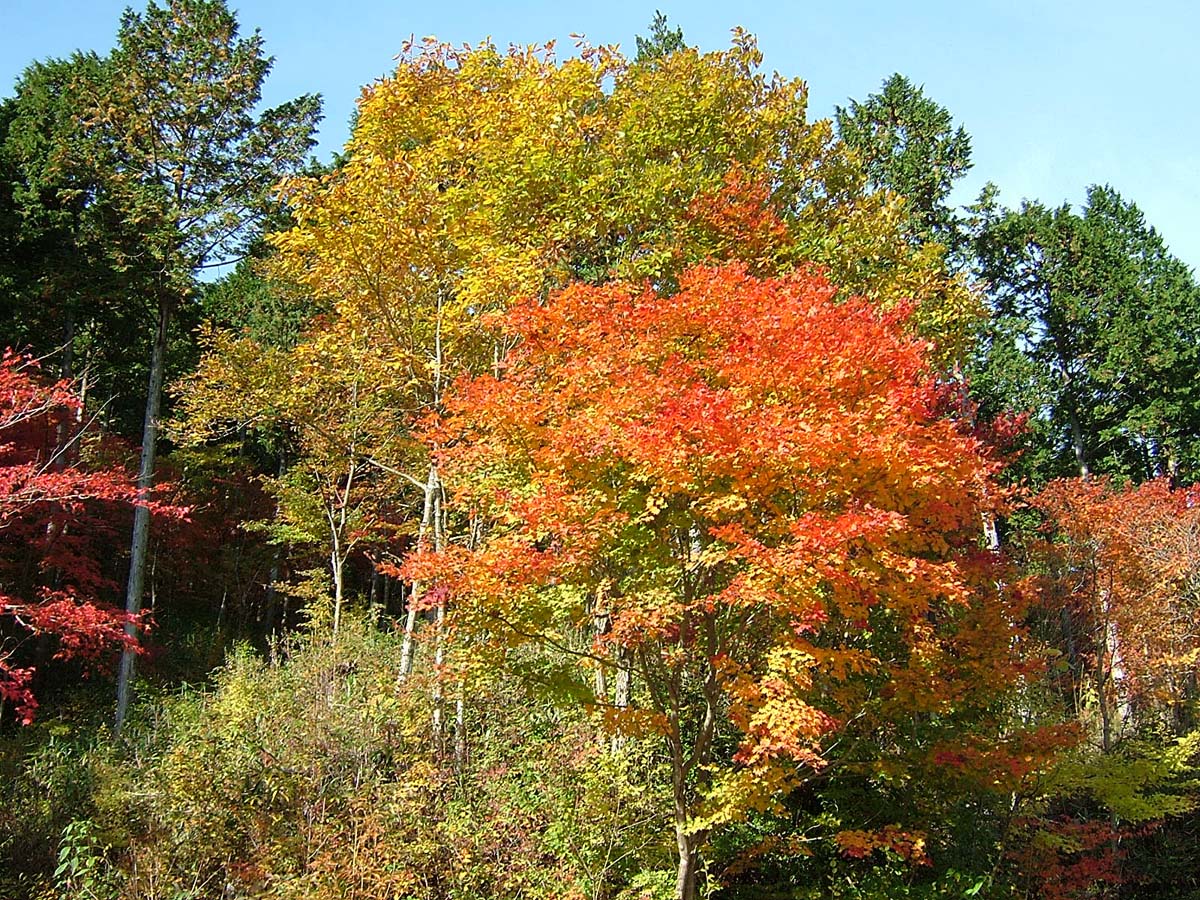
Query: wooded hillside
xmin=1 ymin=5 xmax=1197 ymax=898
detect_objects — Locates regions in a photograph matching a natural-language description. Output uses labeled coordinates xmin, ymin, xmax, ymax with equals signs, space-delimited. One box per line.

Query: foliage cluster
xmin=1 ymin=3 xmax=1199 ymax=899
xmin=4 ymin=622 xmax=678 ymax=899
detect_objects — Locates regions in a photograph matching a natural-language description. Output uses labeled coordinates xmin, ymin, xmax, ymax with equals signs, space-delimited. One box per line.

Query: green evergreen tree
xmin=836 ymin=74 xmax=972 ymax=247
xmin=635 ymin=11 xmax=686 ymax=62
xmin=969 ymin=184 xmax=1200 ymax=484
xmin=0 ymin=55 xmax=155 ymax=420
xmin=83 ymin=0 xmax=322 ymax=729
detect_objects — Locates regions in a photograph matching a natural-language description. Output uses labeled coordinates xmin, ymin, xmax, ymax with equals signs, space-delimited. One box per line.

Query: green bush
xmin=51 ymin=619 xmax=672 ymax=899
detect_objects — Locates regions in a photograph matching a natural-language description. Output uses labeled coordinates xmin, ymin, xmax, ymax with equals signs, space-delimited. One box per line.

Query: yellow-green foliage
xmin=68 ymin=621 xmax=672 ymax=899
xmin=1048 ymin=731 xmax=1200 ymax=824
xmin=271 ymin=32 xmax=981 ymax=382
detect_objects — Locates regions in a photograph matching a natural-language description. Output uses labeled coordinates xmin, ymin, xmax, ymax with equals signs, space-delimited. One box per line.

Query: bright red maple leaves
xmin=0 ymin=352 xmax=180 ymax=723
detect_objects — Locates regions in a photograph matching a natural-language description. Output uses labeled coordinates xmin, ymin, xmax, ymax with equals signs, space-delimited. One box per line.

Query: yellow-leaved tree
xmin=237 ymin=31 xmax=982 ymax=660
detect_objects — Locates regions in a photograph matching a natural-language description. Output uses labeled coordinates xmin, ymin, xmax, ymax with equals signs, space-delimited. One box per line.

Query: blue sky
xmin=3 ymin=0 xmax=1198 ymax=269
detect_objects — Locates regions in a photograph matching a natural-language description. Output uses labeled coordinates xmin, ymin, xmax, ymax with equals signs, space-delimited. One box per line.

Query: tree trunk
xmin=399 ymin=462 xmax=438 ymax=682
xmin=1068 ymin=408 xmax=1090 ymax=479
xmin=44 ymin=313 xmax=79 ymax=571
xmin=368 ymin=570 xmax=382 ymax=624
xmin=1103 ymin=596 xmax=1131 ymax=745
xmin=432 ymin=596 xmax=446 ymax=740
xmin=115 ymin=297 xmax=171 ymax=732
xmin=329 ymin=453 xmax=357 ymax=641
xmin=663 ymin=639 xmax=719 ymax=900
xmin=262 ymin=457 xmax=286 ymax=635
xmin=331 ymin=542 xmax=345 ymax=638
xmin=982 ymin=512 xmax=1001 ymax=552
xmin=611 ymin=646 xmax=633 ymax=754
xmin=431 ymin=486 xmax=447 ymax=743
xmin=670 ymin=715 xmax=709 ymax=900
xmin=52 ymin=310 xmax=76 ymax=465
xmin=593 ymin=611 xmax=610 ymax=704
xmin=454 ymin=688 xmax=466 ymax=769
xmin=674 ymin=826 xmax=702 ymax=900
xmin=263 ymin=552 xmax=280 ymax=634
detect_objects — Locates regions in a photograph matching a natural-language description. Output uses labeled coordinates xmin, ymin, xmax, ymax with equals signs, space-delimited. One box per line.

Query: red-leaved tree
xmin=0 ymin=351 xmax=177 ymax=723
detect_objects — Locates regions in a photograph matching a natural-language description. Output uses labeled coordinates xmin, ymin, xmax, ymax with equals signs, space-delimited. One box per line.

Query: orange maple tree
xmin=408 ymin=264 xmax=1032 ymax=899
xmin=1036 ymin=477 xmax=1200 ymax=745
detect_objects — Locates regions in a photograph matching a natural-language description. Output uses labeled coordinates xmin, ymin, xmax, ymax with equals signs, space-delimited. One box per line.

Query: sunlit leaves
xmin=0 ymin=352 xmax=180 ymax=722
xmin=271 ymin=32 xmax=979 ymax=386
xmin=1036 ymin=477 xmax=1200 ymax=737
xmin=417 ymin=264 xmax=1023 ymax=845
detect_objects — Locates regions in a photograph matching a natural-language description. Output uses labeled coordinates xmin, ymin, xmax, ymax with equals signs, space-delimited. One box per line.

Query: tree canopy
xmin=1 ymin=8 xmax=1199 ymax=900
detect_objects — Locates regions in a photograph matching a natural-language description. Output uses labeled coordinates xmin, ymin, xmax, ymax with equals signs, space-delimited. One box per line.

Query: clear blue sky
xmin=3 ymin=0 xmax=1198 ymax=269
